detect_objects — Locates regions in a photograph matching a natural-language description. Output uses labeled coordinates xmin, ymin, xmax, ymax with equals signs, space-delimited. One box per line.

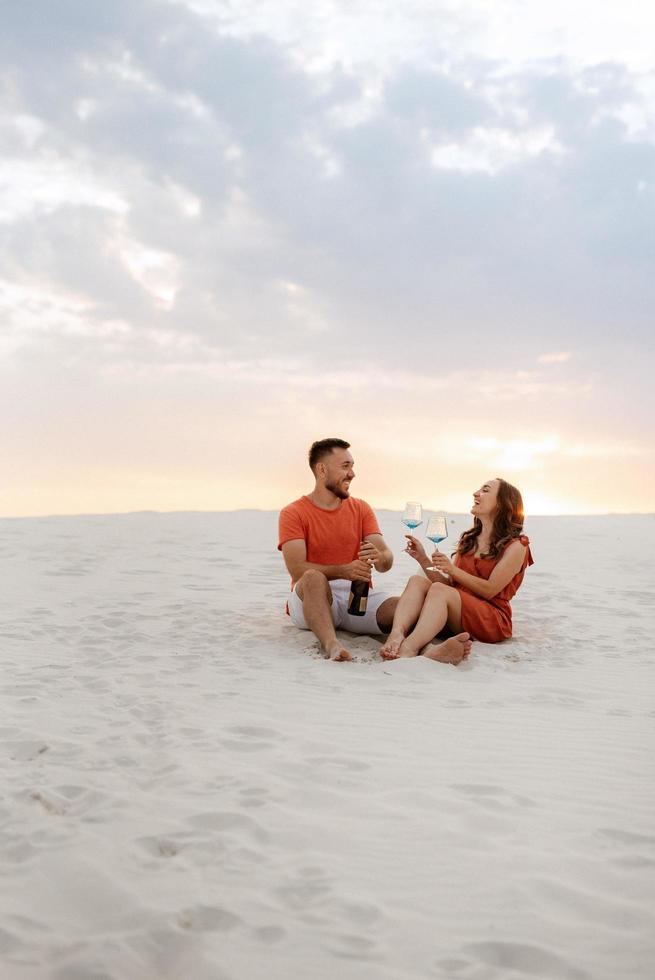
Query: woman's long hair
xmin=457 ymin=478 xmax=525 ymax=560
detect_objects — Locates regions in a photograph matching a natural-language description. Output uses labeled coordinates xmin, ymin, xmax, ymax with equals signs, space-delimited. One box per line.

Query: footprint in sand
xmin=26 ymin=790 xmax=66 ymax=816
xmin=527 ymin=875 xmax=652 ymax=931
xmin=599 ymin=827 xmax=655 ymax=869
xmin=432 ymin=956 xmax=471 ymax=974
xmin=221 ymin=725 xmax=282 ymax=752
xmin=177 ymin=905 xmax=240 ymax=932
xmin=307 ymin=756 xmax=370 ymax=773
xmin=187 ymin=810 xmax=267 ymax=843
xmin=275 ymin=865 xmax=383 ymax=949
xmin=451 ymin=783 xmax=536 ymax=809
xmin=5 ymin=741 xmax=49 ymax=762
xmin=341 ymin=901 xmax=383 ymax=927
xmin=2 ymin=840 xmax=37 ymax=864
xmin=136 ymin=836 xmax=184 ymax=858
xmin=276 ymin=866 xmax=332 ymax=911
xmin=55 ymin=785 xmax=87 ymax=801
xmin=0 ymin=925 xmax=21 ymax=955
xmin=225 ymin=725 xmax=279 ymax=739
xmin=251 ymin=925 xmax=286 ymax=944
xmin=324 ymin=932 xmax=380 ymax=961
xmin=460 ymin=940 xmax=588 ymax=979
xmin=600 ymin=827 xmax=655 ymax=847
xmin=238 ymin=786 xmax=270 ymax=808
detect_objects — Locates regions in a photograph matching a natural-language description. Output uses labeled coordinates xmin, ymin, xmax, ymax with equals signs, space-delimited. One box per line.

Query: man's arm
xmin=361 ymin=533 xmax=393 ymax=573
xmin=281 ymin=539 xmax=374 ymax=584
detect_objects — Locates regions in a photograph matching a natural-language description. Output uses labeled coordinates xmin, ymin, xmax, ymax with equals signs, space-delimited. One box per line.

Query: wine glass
xmin=402 ymin=501 xmax=423 ymax=553
xmin=425 ymin=515 xmax=448 ymax=570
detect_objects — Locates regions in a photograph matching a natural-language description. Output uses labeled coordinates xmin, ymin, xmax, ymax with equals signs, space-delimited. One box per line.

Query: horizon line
xmin=1 ymin=508 xmax=653 ymax=521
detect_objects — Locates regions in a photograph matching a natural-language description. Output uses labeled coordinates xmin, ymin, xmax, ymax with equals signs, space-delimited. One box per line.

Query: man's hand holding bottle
xmin=346 ymin=557 xmax=374 ymax=582
xmin=358 ymin=540 xmax=380 ymax=567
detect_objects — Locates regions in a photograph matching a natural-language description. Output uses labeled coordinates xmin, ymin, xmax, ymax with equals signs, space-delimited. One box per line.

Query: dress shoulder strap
xmin=518 ymin=534 xmax=534 ymax=567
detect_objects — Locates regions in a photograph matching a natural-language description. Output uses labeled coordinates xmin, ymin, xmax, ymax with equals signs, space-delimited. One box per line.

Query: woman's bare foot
xmin=326 ymin=641 xmax=353 ymax=662
xmin=379 ymin=631 xmax=405 ymax=660
xmin=421 ymin=632 xmax=471 ymax=664
xmin=395 ymin=640 xmax=420 ymax=658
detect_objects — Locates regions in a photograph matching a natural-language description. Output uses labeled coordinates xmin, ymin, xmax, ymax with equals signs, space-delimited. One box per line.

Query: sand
xmin=1 ymin=509 xmax=654 ymax=979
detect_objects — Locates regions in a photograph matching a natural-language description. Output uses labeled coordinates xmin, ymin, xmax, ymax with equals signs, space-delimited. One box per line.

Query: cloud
xmin=2 ymin=1 xmax=654 ymax=377
xmin=109 ymin=225 xmax=181 ymax=309
xmin=385 ymin=67 xmax=489 ymax=131
xmin=429 ymin=125 xmax=565 ymax=174
xmin=537 ymin=351 xmax=572 ymax=364
xmin=1 ymin=0 xmax=654 ymax=515
xmin=465 ymin=436 xmax=560 ymax=471
xmin=564 ymin=443 xmax=651 ymax=459
xmin=0 ymin=150 xmax=128 ymax=223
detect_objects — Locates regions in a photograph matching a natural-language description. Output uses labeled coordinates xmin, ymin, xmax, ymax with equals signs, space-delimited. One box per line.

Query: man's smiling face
xmin=322 ymin=448 xmax=355 ymax=500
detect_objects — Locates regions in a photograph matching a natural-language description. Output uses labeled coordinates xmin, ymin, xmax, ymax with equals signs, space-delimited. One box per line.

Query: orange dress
xmin=454 ymin=535 xmax=534 ymax=642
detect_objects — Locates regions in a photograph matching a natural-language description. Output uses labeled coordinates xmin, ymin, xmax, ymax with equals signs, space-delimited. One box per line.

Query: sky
xmin=1 ymin=0 xmax=654 ymax=517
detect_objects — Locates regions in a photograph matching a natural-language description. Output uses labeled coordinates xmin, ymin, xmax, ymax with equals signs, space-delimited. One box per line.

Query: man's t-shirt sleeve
xmin=278 ymin=504 xmax=306 ymax=551
xmin=360 ymin=500 xmax=381 ymax=538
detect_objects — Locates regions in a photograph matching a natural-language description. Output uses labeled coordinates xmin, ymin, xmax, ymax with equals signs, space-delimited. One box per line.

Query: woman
xmin=380 ymin=478 xmax=533 ymax=664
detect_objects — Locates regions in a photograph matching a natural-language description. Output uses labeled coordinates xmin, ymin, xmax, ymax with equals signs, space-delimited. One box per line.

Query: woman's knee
xmin=428 ymin=581 xmax=450 ymax=595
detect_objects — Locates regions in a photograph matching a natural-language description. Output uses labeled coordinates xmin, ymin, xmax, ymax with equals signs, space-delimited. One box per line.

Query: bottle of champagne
xmin=347 ymin=578 xmax=369 ymax=616
xmin=348 ymin=549 xmax=371 ymax=616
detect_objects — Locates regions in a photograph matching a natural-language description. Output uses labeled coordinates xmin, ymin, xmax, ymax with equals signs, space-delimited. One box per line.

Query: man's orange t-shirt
xmin=278 ymin=496 xmax=381 ymax=589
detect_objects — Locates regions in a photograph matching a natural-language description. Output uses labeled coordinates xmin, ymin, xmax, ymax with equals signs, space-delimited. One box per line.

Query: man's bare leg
xmin=421 ymin=633 xmax=472 ymax=664
xmin=375 ymin=596 xmax=399 ymax=635
xmin=379 ymin=576 xmax=430 ymax=659
xmin=296 ymin=570 xmax=352 ymax=661
xmin=396 ymin=583 xmax=463 ymax=658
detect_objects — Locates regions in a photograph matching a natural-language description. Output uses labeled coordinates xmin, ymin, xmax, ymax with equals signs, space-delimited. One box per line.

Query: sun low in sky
xmin=1 ymin=0 xmax=653 ymax=517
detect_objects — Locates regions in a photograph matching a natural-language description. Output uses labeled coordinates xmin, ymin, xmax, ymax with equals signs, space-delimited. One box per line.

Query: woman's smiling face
xmin=471 ymin=479 xmax=500 ymax=518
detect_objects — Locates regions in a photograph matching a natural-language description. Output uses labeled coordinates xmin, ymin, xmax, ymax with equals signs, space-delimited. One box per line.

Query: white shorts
xmin=287 ymin=580 xmax=391 ymax=636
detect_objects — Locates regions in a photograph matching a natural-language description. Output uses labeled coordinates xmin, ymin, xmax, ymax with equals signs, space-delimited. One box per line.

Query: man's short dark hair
xmin=308 ymin=438 xmax=350 ymax=472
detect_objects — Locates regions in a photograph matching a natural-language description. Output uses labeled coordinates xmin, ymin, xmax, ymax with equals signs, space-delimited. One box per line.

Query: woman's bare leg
xmin=379 ymin=576 xmax=430 ymax=659
xmin=396 ymin=583 xmax=463 ymax=657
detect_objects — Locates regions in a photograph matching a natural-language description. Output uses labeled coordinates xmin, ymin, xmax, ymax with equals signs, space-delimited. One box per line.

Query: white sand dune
xmin=1 ymin=510 xmax=654 ymax=979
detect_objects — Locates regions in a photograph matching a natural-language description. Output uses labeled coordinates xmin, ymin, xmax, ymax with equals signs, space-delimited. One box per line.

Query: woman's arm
xmin=405 ymin=534 xmax=452 ymax=584
xmin=429 ymin=539 xmax=527 ymax=600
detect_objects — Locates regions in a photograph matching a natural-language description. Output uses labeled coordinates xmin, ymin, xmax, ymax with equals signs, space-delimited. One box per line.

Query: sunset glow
xmin=1 ymin=1 xmax=653 ymax=517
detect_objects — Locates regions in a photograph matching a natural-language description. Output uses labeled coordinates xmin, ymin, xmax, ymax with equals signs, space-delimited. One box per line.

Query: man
xmin=278 ymin=438 xmax=397 ymax=661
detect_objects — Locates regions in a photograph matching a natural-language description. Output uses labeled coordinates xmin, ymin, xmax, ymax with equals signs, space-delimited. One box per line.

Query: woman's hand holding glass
xmin=404 ymin=534 xmax=428 ymax=563
xmin=428 ymin=550 xmax=456 ymax=577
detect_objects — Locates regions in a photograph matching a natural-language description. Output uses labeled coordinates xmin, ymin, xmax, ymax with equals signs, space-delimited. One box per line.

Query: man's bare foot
xmin=326 ymin=641 xmax=353 ymax=662
xmin=421 ymin=632 xmax=471 ymax=664
xmin=379 ymin=631 xmax=405 ymax=660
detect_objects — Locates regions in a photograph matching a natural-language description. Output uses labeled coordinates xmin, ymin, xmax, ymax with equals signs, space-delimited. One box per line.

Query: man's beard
xmin=325 ymin=480 xmax=350 ymax=500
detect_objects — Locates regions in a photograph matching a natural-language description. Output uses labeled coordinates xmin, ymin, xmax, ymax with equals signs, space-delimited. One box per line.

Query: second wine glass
xmin=425 ymin=515 xmax=448 ymax=570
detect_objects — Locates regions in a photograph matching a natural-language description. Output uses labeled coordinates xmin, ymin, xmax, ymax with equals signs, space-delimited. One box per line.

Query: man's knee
xmin=376 ymin=596 xmax=398 ymax=632
xmin=296 ymin=569 xmax=330 ymax=601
